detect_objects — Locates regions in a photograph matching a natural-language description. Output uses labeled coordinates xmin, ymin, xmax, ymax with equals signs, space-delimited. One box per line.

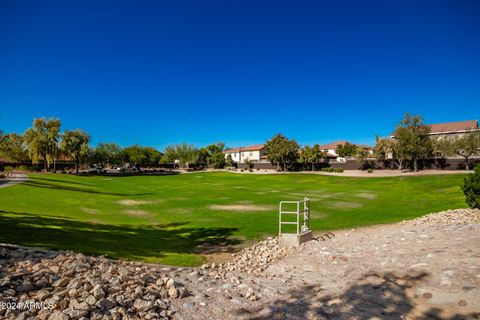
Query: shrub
xmin=334 ymin=168 xmax=344 ymax=173
xmin=367 ymin=169 xmax=373 ymax=173
xmin=17 ymin=165 xmax=32 ymax=171
xmin=462 ymin=164 xmax=480 ymax=209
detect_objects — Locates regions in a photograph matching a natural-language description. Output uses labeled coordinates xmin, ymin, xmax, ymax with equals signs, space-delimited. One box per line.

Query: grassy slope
xmin=0 ymin=172 xmax=467 ymax=266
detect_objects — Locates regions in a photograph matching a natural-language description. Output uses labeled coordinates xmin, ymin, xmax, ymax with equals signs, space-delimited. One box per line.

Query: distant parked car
xmin=88 ymin=166 xmax=106 ymax=174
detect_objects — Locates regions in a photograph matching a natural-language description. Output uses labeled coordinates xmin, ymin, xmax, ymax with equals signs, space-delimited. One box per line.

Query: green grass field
xmin=0 ymin=172 xmax=467 ymax=266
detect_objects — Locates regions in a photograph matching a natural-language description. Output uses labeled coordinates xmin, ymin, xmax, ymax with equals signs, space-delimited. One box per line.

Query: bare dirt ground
xmin=172 ymin=209 xmax=480 ymax=320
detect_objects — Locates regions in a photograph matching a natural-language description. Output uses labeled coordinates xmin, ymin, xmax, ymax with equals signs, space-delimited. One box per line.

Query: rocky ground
xmin=1 ymin=208 xmax=479 ymax=319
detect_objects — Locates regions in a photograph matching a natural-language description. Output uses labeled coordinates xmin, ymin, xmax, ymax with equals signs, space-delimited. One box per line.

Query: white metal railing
xmin=279 ymin=198 xmax=310 ymax=235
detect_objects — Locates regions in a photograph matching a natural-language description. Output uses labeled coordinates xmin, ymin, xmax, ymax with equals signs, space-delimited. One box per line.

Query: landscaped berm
xmin=0 ymin=172 xmax=468 ymax=266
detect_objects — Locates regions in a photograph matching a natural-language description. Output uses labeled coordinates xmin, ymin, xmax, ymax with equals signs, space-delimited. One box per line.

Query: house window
xmin=249 ymin=152 xmax=253 ymax=156
xmin=233 ymin=153 xmax=236 ymax=157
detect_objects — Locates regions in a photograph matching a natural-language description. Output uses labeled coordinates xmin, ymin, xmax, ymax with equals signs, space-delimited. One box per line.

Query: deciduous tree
xmin=300 ymin=144 xmax=325 ymax=171
xmin=0 ymin=133 xmax=29 ymax=164
xmin=265 ymin=133 xmax=299 ymax=171
xmin=24 ymin=117 xmax=61 ymax=172
xmin=336 ymin=142 xmax=357 ymax=158
xmin=61 ymin=129 xmax=90 ymax=173
xmin=163 ymin=143 xmax=199 ymax=169
xmin=393 ymin=113 xmax=432 ymax=172
xmin=435 ymin=131 xmax=480 ymax=170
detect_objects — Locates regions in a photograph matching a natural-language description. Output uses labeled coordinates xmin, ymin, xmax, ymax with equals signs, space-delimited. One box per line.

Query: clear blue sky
xmin=1 ymin=0 xmax=479 ymax=149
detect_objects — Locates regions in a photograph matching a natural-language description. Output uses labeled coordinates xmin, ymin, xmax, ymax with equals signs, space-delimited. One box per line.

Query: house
xmin=428 ymin=120 xmax=478 ymax=140
xmin=317 ymin=141 xmax=373 ymax=160
xmin=223 ymin=144 xmax=267 ymax=163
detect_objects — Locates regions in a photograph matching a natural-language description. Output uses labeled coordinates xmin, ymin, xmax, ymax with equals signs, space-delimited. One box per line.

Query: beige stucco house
xmin=223 ymin=144 xmax=267 ymax=163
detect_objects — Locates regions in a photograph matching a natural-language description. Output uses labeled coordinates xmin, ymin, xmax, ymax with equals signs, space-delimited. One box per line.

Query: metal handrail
xmin=279 ymin=198 xmax=310 ymax=235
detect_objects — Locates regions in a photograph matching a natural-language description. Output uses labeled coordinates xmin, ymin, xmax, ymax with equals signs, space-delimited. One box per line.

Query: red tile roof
xmin=429 ymin=120 xmax=478 ymax=134
xmin=317 ymin=141 xmax=372 ymax=150
xmin=224 ymin=144 xmax=265 ymax=153
xmin=317 ymin=140 xmax=348 ymax=150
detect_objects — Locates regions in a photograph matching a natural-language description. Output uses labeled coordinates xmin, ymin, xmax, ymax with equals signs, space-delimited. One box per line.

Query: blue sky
xmin=1 ymin=0 xmax=479 ymax=149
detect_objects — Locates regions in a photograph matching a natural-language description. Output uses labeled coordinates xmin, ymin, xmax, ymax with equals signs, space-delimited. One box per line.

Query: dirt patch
xmin=125 ymin=209 xmax=150 ymax=216
xmin=118 ymin=199 xmax=152 ymax=206
xmin=327 ymin=201 xmax=363 ymax=209
xmin=208 ymin=204 xmax=274 ymax=212
xmin=81 ymin=207 xmax=98 ymax=214
xmin=356 ymin=192 xmax=378 ymax=199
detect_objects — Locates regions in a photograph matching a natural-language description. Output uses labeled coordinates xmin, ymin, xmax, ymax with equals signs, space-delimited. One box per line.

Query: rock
xmin=15 ymin=283 xmax=34 ymax=292
xmin=458 ymin=300 xmax=468 ymax=307
xmin=133 ymin=298 xmax=151 ymax=312
xmin=53 ymin=278 xmax=70 ymax=288
xmin=3 ymin=288 xmax=16 ymax=296
xmin=166 ymin=278 xmax=175 ymax=289
xmin=168 ymin=287 xmax=179 ymax=298
xmin=47 ymin=311 xmax=70 ymax=320
xmin=85 ymin=295 xmax=96 ymax=306
xmin=67 ymin=288 xmax=78 ymax=298
xmin=97 ymin=298 xmax=116 ymax=311
xmin=422 ymin=292 xmax=433 ymax=299
xmin=91 ymin=285 xmax=105 ymax=299
xmin=117 ymin=267 xmax=129 ymax=277
xmin=182 ymin=301 xmax=195 ymax=310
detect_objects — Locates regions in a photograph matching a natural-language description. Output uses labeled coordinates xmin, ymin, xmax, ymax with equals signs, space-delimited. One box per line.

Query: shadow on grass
xmin=240 ymin=271 xmax=479 ymax=319
xmin=0 ymin=210 xmax=241 ymax=264
xmin=29 ymin=176 xmax=93 ymax=186
xmin=21 ymin=179 xmax=153 ymax=196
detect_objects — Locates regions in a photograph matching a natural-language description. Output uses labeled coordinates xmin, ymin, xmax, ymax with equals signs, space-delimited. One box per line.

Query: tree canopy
xmin=393 ymin=113 xmax=432 ymax=172
xmin=299 ymin=144 xmax=325 ymax=171
xmin=336 ymin=142 xmax=357 ymax=158
xmin=265 ymin=133 xmax=299 ymax=171
xmin=163 ymin=143 xmax=199 ymax=169
xmin=0 ymin=133 xmax=29 ymax=163
xmin=24 ymin=117 xmax=61 ymax=172
xmin=60 ymin=130 xmax=90 ymax=173
xmin=435 ymin=131 xmax=480 ymax=170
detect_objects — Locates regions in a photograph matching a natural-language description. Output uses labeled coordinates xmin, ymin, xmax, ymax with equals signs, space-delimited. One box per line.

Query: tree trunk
xmin=311 ymin=162 xmax=314 ymax=171
xmin=413 ymin=158 xmax=418 ymax=172
xmin=75 ymin=160 xmax=79 ymax=174
xmin=283 ymin=162 xmax=287 ymax=172
xmin=465 ymin=157 xmax=469 ymax=171
xmin=397 ymin=159 xmax=402 ymax=171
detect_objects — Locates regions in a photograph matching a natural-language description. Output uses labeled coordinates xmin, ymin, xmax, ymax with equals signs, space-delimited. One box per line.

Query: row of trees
xmin=374 ymin=113 xmax=480 ymax=171
xmin=0 ymin=117 xmax=164 ymax=173
xmin=0 ymin=117 xmax=232 ymax=172
xmin=264 ymin=135 xmax=375 ymax=171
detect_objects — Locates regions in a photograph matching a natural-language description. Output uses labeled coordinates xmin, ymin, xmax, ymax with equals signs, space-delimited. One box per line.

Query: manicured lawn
xmin=0 ymin=172 xmax=467 ymax=266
